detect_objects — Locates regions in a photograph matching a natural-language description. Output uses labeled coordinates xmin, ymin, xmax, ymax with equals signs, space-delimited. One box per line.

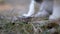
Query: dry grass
xmin=0 ymin=17 xmax=60 ymax=34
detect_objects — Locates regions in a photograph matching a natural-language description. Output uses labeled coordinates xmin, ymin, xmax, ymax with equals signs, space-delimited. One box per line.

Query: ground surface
xmin=0 ymin=0 xmax=30 ymax=16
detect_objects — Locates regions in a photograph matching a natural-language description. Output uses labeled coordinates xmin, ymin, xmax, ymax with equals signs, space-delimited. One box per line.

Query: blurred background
xmin=0 ymin=0 xmax=31 ymax=17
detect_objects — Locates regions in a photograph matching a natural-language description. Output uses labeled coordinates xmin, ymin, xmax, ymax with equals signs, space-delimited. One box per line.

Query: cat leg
xmin=49 ymin=0 xmax=60 ymax=21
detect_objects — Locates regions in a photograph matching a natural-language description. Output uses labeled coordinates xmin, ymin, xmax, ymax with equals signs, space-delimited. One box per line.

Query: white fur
xmin=22 ymin=0 xmax=60 ymax=21
xmin=23 ymin=0 xmax=35 ymax=17
xmin=49 ymin=0 xmax=60 ymax=20
xmin=35 ymin=1 xmax=53 ymax=17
